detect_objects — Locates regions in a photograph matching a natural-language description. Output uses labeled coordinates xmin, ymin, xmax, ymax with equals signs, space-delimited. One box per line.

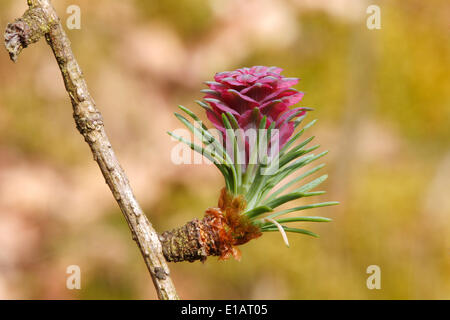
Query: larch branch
xmin=4 ymin=0 xmax=179 ymax=300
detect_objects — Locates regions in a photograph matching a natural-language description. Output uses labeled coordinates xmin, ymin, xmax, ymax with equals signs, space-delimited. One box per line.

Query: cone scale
xmin=164 ymin=66 xmax=338 ymax=263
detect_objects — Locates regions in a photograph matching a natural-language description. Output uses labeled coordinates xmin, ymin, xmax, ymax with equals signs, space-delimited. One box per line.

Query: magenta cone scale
xmin=169 ymin=66 xmax=337 ymax=242
xmin=202 ymin=66 xmax=309 ymax=150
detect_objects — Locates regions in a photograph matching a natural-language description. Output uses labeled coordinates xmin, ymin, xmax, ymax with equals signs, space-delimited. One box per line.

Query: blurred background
xmin=0 ymin=0 xmax=449 ymax=299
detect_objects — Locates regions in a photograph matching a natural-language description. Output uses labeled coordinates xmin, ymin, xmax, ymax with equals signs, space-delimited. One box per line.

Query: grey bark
xmin=4 ymin=0 xmax=179 ymax=300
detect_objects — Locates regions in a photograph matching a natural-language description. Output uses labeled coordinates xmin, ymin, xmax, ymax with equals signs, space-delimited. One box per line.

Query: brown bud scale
xmin=159 ymin=188 xmax=262 ymax=263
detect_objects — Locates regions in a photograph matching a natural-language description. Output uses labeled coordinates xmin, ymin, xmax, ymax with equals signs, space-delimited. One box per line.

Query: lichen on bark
xmin=4 ymin=6 xmax=52 ymax=62
xmin=159 ymin=188 xmax=262 ymax=263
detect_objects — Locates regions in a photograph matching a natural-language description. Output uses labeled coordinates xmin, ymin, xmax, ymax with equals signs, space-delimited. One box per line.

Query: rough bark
xmin=4 ymin=0 xmax=178 ymax=300
xmin=159 ymin=214 xmax=225 ymax=263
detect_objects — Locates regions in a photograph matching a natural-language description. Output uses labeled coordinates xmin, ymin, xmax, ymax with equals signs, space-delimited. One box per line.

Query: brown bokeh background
xmin=0 ymin=0 xmax=449 ymax=299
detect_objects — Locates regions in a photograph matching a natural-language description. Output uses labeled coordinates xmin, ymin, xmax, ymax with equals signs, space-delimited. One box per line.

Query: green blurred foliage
xmin=135 ymin=0 xmax=212 ymax=41
xmin=375 ymin=1 xmax=450 ymax=144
